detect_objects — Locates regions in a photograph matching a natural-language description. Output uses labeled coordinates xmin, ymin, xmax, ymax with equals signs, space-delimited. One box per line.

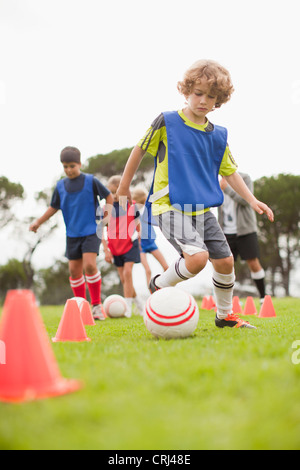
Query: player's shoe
xmin=215 ymin=313 xmax=257 ymax=329
xmin=92 ymin=304 xmax=106 ymax=321
xmin=149 ymin=275 xmax=161 ymax=294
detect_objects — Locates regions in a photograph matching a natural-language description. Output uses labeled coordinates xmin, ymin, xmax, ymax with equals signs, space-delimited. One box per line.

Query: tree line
xmin=0 ymin=151 xmax=299 ymax=304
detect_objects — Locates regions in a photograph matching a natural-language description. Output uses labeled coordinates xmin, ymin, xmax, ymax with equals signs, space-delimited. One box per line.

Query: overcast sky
xmin=0 ymin=0 xmax=300 ymax=295
xmin=1 ymin=0 xmax=299 ymax=196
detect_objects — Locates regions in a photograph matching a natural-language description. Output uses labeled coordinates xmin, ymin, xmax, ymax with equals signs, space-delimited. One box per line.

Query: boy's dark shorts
xmin=225 ymin=232 xmax=260 ymax=261
xmin=113 ymin=239 xmax=141 ymax=267
xmin=66 ymin=233 xmax=101 ymax=260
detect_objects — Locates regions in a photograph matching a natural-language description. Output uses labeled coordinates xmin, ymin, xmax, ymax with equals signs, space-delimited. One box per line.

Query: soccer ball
xmin=144 ymin=287 xmax=199 ymax=339
xmin=103 ymin=294 xmax=127 ymax=318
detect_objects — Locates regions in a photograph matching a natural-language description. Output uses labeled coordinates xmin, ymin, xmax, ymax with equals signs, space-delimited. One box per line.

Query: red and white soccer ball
xmin=103 ymin=294 xmax=127 ymax=318
xmin=144 ymin=287 xmax=199 ymax=339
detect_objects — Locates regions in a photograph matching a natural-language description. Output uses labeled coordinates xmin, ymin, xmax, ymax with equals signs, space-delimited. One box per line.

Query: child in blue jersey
xmin=117 ymin=59 xmax=274 ymax=330
xmin=29 ymin=146 xmax=113 ymax=321
xmin=131 ymin=187 xmax=168 ymax=289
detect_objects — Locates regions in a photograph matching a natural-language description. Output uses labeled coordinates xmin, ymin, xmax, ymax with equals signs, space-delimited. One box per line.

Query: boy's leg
xmin=150 ymin=249 xmax=169 ymax=271
xmin=83 ymin=252 xmax=102 ymax=306
xmin=153 ymin=252 xmax=207 ymax=290
xmin=211 ymin=257 xmax=256 ymax=329
xmin=121 ymin=262 xmax=136 ymax=317
xmin=237 ymin=233 xmax=266 ymax=301
xmin=204 ymin=212 xmax=256 ymax=329
xmin=68 ymin=259 xmax=86 ymax=298
xmin=83 ymin=252 xmax=105 ymax=320
xmin=247 ymin=258 xmax=266 ymax=301
xmin=140 ymin=252 xmax=152 ymax=286
xmin=211 ymin=257 xmax=235 ymax=319
xmin=151 ymin=211 xmax=207 ymax=291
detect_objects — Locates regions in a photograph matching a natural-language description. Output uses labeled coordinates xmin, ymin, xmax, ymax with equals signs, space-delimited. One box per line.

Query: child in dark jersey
xmin=117 ymin=60 xmax=274 ymax=330
xmin=29 ymin=146 xmax=113 ymax=321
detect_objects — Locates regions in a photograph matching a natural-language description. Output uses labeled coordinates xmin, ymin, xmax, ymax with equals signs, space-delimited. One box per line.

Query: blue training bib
xmin=163 ymin=111 xmax=227 ymax=212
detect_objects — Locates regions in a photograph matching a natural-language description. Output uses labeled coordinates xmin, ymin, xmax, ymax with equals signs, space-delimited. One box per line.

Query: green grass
xmin=1 ymin=297 xmax=300 ymax=450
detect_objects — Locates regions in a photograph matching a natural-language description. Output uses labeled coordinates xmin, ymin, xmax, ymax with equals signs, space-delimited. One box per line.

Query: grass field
xmin=0 ymin=297 xmax=300 ymax=450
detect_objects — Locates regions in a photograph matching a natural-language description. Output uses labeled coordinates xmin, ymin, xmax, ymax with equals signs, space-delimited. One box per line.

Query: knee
xmin=213 ymin=256 xmax=234 ymax=274
xmin=185 ymin=251 xmax=209 ymax=274
xmin=84 ymin=262 xmax=96 ymax=276
xmin=123 ymin=265 xmax=133 ymax=283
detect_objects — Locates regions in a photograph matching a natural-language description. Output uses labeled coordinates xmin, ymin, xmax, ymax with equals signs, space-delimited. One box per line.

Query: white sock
xmin=125 ymin=298 xmax=133 ymax=317
xmin=156 ymin=257 xmax=195 ymax=288
xmin=250 ymin=268 xmax=265 ymax=280
xmin=212 ymin=269 xmax=235 ymax=319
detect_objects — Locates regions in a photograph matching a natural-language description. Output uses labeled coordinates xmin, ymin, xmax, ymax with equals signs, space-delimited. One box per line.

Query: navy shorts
xmin=225 ymin=232 xmax=260 ymax=261
xmin=113 ymin=239 xmax=141 ymax=267
xmin=66 ymin=233 xmax=101 ymax=260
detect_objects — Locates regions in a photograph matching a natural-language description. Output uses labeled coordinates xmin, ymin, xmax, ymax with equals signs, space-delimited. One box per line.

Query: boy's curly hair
xmin=177 ymin=59 xmax=234 ymax=108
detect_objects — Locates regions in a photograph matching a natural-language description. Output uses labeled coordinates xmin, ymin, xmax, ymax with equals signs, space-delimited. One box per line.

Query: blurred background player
xmin=29 ymin=146 xmax=113 ymax=321
xmin=131 ymin=187 xmax=168 ymax=289
xmin=218 ymin=173 xmax=266 ymax=303
xmin=102 ymin=176 xmax=144 ymax=317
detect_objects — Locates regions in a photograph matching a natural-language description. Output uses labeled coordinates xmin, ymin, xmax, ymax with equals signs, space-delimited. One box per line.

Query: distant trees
xmin=255 ymin=174 xmax=300 ymax=296
xmin=1 ymin=161 xmax=300 ymax=303
xmin=83 ymin=147 xmax=154 ymax=184
xmin=0 ymin=176 xmax=24 ymax=228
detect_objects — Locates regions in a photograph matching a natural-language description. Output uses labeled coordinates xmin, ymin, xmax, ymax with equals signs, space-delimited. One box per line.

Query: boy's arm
xmin=117 ymin=146 xmax=146 ymax=210
xmin=224 ymin=172 xmax=274 ymax=222
xmin=101 ymin=230 xmax=113 ymax=264
xmin=29 ymin=207 xmax=58 ymax=232
xmin=102 ymin=193 xmax=114 ymax=227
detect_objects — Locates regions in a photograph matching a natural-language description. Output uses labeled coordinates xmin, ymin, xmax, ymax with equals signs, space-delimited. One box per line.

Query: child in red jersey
xmin=102 ymin=176 xmax=144 ymax=317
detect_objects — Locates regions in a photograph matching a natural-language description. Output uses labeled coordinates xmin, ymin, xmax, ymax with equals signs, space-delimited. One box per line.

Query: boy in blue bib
xmin=29 ymin=146 xmax=113 ymax=320
xmin=117 ymin=60 xmax=274 ymax=330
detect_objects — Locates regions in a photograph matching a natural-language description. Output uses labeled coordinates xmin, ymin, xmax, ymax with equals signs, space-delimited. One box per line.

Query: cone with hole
xmin=259 ymin=295 xmax=276 ymax=318
xmin=80 ymin=299 xmax=96 ymax=326
xmin=0 ymin=290 xmax=82 ymax=403
xmin=232 ymin=296 xmax=243 ymax=314
xmin=243 ymin=296 xmax=257 ymax=315
xmin=52 ymin=298 xmax=91 ymax=342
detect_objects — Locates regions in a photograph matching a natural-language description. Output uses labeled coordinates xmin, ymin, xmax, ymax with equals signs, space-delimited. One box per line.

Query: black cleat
xmin=149 ymin=275 xmax=161 ymax=294
xmin=215 ymin=313 xmax=257 ymax=329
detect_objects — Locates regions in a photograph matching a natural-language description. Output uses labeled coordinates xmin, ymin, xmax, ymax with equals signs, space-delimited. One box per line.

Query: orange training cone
xmin=0 ymin=290 xmax=82 ymax=403
xmin=206 ymin=296 xmax=216 ymax=310
xmin=80 ymin=300 xmax=96 ymax=326
xmin=243 ymin=296 xmax=257 ymax=315
xmin=201 ymin=296 xmax=208 ymax=309
xmin=232 ymin=296 xmax=243 ymax=314
xmin=71 ymin=297 xmax=96 ymax=325
xmin=52 ymin=299 xmax=91 ymax=342
xmin=259 ymin=295 xmax=276 ymax=318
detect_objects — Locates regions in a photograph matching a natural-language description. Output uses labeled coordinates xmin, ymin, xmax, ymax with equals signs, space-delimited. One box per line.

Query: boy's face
xmin=62 ymin=162 xmax=81 ymax=179
xmin=185 ymin=80 xmax=217 ymax=123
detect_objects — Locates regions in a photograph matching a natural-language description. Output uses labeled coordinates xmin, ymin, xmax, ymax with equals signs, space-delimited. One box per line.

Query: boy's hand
xmin=117 ymin=187 xmax=132 ymax=210
xmin=29 ymin=221 xmax=40 ymax=233
xmin=104 ymin=249 xmax=113 ymax=264
xmin=251 ymin=199 xmax=274 ymax=222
